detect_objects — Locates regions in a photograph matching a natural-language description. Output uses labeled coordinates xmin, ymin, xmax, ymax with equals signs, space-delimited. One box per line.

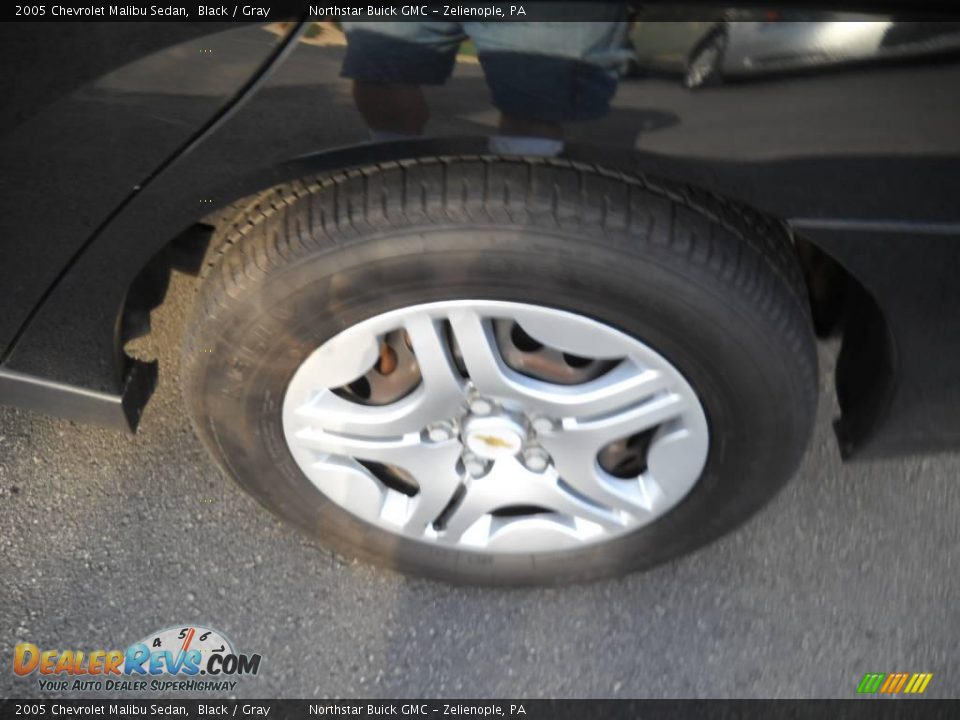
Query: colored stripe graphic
xmin=904 ymin=673 xmax=933 ymax=694
xmin=880 ymin=673 xmax=909 ymax=693
xmin=857 ymin=673 xmax=886 ymax=693
xmin=858 ymin=672 xmax=932 ymax=694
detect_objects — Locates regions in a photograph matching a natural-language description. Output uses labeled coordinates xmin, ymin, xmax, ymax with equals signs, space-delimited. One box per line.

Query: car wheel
xmin=685 ymin=30 xmax=727 ymax=88
xmin=182 ymin=158 xmax=817 ymax=585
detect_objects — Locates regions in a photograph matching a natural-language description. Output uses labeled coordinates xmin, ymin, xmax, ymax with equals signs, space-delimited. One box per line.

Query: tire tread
xmin=187 ymin=157 xmax=815 ymax=407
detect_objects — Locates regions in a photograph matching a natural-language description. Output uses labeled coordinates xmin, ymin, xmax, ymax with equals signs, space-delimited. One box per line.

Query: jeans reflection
xmin=341 ymin=15 xmax=630 ymax=156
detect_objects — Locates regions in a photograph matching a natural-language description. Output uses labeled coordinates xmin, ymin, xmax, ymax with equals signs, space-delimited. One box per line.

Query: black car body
xmin=3 ymin=9 xmax=958 ymax=459
xmin=2 ymin=5 xmax=960 ymax=582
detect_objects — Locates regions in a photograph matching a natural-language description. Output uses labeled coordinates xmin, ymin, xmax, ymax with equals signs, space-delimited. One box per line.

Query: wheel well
xmin=121 ymin=222 xmax=215 ymax=347
xmin=791 ymin=230 xmax=898 ymax=458
xmin=119 ymin=154 xmax=895 ymax=459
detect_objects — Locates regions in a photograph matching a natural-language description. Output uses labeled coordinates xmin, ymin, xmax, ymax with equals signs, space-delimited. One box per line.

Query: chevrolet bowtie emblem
xmin=474 ymin=434 xmax=514 ymax=450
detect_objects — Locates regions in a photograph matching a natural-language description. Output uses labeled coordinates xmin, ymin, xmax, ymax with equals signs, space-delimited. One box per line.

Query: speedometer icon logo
xmin=134 ymin=625 xmax=235 ymax=671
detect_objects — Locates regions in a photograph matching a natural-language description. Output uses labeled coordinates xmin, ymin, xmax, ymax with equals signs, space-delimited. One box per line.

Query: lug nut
xmin=531 ymin=416 xmax=555 ymax=433
xmin=522 ymin=448 xmax=551 ymax=473
xmin=523 ymin=448 xmax=550 ymax=472
xmin=427 ymin=422 xmax=455 ymax=443
xmin=463 ymin=453 xmax=491 ymax=478
xmin=469 ymin=398 xmax=494 ymax=416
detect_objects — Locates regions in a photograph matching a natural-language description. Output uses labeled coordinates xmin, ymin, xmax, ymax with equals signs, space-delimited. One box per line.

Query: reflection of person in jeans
xmin=341 ymin=16 xmax=630 ymax=157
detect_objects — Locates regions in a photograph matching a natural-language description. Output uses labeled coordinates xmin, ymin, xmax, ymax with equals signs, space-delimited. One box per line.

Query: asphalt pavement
xmin=1 ymin=270 xmax=958 ymax=699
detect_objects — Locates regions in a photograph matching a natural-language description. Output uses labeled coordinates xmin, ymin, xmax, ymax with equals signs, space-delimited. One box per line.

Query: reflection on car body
xmin=630 ymin=13 xmax=960 ymax=88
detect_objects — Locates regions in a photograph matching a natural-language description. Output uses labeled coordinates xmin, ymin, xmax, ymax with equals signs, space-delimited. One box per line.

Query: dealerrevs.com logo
xmin=13 ymin=625 xmax=262 ymax=693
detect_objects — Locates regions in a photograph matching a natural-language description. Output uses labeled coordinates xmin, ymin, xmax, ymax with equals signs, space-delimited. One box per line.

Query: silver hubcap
xmin=282 ymin=301 xmax=709 ymax=555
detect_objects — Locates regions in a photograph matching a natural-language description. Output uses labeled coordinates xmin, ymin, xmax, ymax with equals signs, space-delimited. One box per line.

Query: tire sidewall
xmin=190 ymin=226 xmax=815 ymax=585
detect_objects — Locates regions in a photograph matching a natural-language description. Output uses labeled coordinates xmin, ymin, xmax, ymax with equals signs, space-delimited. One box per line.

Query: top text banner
xmin=9 ymin=1 xmax=956 ymax=22
xmin=10 ymin=1 xmax=640 ymax=22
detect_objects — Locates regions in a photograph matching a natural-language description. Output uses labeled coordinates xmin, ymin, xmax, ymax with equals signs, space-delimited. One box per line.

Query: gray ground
xmin=1 ymin=270 xmax=958 ymax=700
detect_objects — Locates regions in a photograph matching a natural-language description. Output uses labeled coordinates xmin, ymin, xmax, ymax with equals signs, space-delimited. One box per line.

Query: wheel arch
xmin=0 ymin=138 xmax=892 ymax=459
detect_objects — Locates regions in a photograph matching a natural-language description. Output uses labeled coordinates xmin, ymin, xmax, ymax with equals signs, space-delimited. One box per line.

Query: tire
xmin=182 ymin=157 xmax=817 ymax=586
xmin=685 ymin=30 xmax=727 ymax=89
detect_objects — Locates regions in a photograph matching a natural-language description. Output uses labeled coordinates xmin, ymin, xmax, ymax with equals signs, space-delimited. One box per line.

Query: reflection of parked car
xmin=631 ymin=15 xmax=960 ymax=88
xmin=685 ymin=16 xmax=893 ymax=87
xmin=626 ymin=18 xmax=720 ymax=77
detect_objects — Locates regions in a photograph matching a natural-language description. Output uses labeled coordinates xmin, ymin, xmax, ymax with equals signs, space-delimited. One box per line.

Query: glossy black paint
xmin=0 ymin=22 xmax=283 ymax=356
xmin=1 ymin=11 xmax=959 ymax=460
